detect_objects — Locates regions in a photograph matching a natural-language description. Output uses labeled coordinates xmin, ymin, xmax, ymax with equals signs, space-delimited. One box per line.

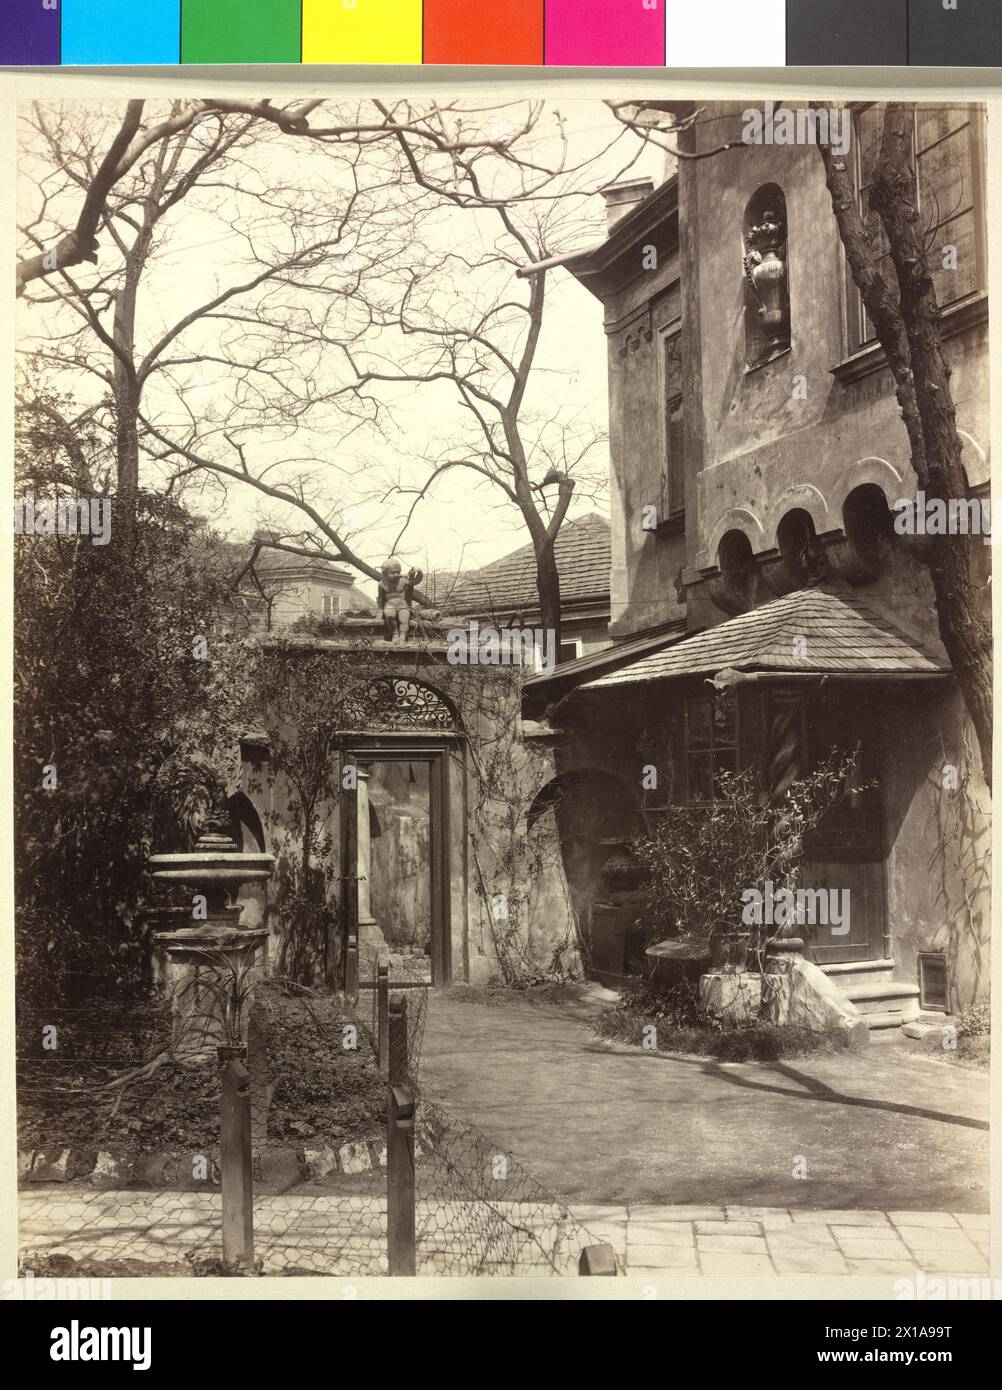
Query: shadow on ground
xmin=421 ymin=989 xmax=990 ymax=1211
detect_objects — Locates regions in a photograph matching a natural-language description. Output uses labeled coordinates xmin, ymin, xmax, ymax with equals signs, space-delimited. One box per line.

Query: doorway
xmin=342 ymin=741 xmax=451 ymax=984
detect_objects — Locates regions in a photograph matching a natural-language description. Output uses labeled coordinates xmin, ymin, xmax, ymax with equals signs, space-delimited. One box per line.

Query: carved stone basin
xmin=148 ymin=850 xmax=274 ymax=890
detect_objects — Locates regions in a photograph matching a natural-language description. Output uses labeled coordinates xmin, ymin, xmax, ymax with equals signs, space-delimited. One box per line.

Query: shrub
xmin=957 ymin=1000 xmax=991 ymax=1040
xmin=632 ymin=742 xmax=867 ymax=962
xmin=596 ymin=974 xmax=854 ymax=1061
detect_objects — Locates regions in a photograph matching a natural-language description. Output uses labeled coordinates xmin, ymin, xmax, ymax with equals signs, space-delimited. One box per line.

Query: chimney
xmin=600 ymin=178 xmax=655 ymax=231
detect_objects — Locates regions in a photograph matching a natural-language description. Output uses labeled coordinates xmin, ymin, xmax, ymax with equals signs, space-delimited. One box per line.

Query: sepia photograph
xmin=9 ymin=91 xmax=992 ymax=1295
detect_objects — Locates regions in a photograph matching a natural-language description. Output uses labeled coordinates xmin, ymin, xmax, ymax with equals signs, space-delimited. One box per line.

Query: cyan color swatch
xmin=62 ymin=1 xmax=180 ymax=64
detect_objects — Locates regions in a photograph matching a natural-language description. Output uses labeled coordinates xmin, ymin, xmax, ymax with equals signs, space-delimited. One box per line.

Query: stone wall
xmin=235 ymin=641 xmax=582 ymax=987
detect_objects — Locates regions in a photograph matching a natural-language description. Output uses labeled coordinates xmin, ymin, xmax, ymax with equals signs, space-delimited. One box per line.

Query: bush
xmin=957 ymin=1000 xmax=991 ymax=1040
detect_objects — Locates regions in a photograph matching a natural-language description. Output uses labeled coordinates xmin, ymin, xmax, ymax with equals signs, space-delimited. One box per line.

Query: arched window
xmin=743 ymin=185 xmax=791 ymax=368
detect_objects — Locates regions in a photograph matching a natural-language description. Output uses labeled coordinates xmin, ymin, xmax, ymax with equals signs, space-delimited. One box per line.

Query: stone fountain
xmin=149 ymin=795 xmax=273 ymax=1052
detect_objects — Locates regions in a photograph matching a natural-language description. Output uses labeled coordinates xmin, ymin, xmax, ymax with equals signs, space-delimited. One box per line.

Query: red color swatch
xmin=424 ymin=0 xmax=544 ymax=64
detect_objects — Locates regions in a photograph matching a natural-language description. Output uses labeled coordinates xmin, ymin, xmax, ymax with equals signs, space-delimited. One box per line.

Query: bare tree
xmin=21 ymin=99 xmax=625 ymax=607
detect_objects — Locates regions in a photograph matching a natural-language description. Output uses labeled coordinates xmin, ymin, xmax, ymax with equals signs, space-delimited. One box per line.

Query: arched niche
xmin=226 ymin=792 xmax=268 ymax=931
xmin=845 ymin=484 xmax=894 ymax=569
xmin=226 ymin=791 xmax=266 ymax=853
xmin=778 ymin=508 xmax=826 ymax=584
xmin=710 ymin=529 xmax=757 ymax=615
xmin=743 ymin=185 xmax=791 ymax=369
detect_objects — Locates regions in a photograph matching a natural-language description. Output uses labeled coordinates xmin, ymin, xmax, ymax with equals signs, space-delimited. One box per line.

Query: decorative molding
xmin=615 ymin=305 xmax=654 ymax=356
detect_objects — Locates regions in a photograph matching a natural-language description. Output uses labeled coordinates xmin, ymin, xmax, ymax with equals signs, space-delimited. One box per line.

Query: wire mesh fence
xmin=18 ymin=976 xmax=617 ymax=1279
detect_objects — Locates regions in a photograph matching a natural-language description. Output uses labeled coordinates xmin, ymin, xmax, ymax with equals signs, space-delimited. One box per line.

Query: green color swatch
xmin=182 ymin=0 xmax=301 ymax=63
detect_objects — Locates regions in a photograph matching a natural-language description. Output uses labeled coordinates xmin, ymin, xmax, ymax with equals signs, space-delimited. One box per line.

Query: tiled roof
xmin=446 ymin=513 xmax=610 ymax=616
xmin=583 ymin=587 xmax=948 ymax=690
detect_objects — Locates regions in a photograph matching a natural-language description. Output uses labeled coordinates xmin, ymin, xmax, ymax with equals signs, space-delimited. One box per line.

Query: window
xmin=557 ymin=638 xmax=583 ymax=665
xmin=660 ymin=327 xmax=685 ymax=519
xmin=322 ymin=593 xmax=341 ymax=617
xmin=685 ymin=694 xmax=736 ymax=801
xmin=918 ymin=952 xmax=949 ymax=1013
xmin=848 ymin=104 xmax=985 ymax=352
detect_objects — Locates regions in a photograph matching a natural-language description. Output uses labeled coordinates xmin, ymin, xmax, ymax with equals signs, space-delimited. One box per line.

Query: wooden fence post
xmin=345 ymin=929 xmax=359 ymax=1009
xmin=386 ymin=993 xmax=416 ymax=1276
xmin=219 ymin=1045 xmax=254 ymax=1273
xmin=377 ymin=962 xmax=389 ymax=1074
xmin=246 ymin=1003 xmax=269 ymax=1152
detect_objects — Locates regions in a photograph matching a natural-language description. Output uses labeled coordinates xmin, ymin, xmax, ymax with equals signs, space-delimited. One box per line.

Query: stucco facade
xmin=521 ymin=101 xmax=991 ymax=1020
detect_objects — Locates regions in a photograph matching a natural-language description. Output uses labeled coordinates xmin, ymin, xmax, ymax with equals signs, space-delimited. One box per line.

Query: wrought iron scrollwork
xmin=355 ymin=677 xmax=455 ymax=730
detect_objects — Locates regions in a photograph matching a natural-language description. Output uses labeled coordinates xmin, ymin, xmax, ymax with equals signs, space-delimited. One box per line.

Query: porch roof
xmin=581 ymin=587 xmax=950 ymax=691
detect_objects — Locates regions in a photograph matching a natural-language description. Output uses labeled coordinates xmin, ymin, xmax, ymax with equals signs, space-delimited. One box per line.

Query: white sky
xmin=17 ymin=98 xmax=668 ymax=580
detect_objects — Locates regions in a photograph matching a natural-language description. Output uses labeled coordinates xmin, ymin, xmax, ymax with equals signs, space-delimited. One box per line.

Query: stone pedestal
xmin=149 ymin=809 xmax=274 ymax=1057
xmin=154 ymin=923 xmax=269 ymax=1056
xmin=699 ymin=971 xmax=762 ymax=1024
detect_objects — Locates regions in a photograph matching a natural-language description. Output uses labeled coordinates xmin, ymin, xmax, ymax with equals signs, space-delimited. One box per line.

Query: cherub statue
xmin=378 ymin=557 xmax=423 ymax=642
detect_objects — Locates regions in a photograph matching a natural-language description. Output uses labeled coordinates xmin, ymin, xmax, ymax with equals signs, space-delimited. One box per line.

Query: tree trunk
xmin=534 ymin=541 xmax=563 ymax=658
xmin=869 ymin=105 xmax=992 ymax=791
xmin=815 ymin=106 xmax=992 ymax=790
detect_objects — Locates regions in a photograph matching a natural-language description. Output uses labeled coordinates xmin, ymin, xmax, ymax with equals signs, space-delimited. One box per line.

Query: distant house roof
xmin=446 ymin=513 xmax=610 ymax=617
xmin=583 ymin=587 xmax=949 ymax=691
xmin=252 ymin=547 xmax=354 ymax=582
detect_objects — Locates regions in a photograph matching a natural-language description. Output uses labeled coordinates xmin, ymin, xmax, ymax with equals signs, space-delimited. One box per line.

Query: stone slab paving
xmin=19 ymin=1190 xmax=990 ymax=1278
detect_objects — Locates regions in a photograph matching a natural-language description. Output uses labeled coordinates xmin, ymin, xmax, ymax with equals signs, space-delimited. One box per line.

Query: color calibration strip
xmin=2 ymin=1 xmax=1000 ymax=66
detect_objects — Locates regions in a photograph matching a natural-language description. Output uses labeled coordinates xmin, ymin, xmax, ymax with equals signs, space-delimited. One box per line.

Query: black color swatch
xmin=786 ymin=0 xmax=909 ymax=65
xmin=909 ymin=0 xmax=1002 ymax=66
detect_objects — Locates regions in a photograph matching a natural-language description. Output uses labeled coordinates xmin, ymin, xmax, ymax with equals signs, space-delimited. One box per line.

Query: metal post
xmin=386 ymin=993 xmax=416 ymax=1276
xmin=219 ymin=1045 xmax=254 ymax=1273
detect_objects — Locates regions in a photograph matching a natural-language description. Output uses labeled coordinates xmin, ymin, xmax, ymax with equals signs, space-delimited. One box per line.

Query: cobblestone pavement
xmin=19 ymin=1190 xmax=990 ymax=1278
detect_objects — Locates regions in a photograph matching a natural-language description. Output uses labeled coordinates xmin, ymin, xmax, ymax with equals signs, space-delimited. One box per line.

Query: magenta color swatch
xmin=544 ymin=0 xmax=665 ymax=65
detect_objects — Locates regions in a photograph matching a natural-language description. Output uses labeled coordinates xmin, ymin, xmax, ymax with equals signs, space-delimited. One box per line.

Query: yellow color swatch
xmin=303 ymin=0 xmax=423 ymax=63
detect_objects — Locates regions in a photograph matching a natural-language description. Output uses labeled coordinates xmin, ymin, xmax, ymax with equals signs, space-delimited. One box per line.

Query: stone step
xmin=864 ymin=1008 xmax=922 ymax=1031
xmin=841 ymin=981 xmax=920 ymax=1014
xmin=819 ymin=958 xmax=896 ymax=987
xmin=833 ymin=977 xmax=921 ymax=1030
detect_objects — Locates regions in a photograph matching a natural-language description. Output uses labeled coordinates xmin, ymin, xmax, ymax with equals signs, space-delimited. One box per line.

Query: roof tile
xmin=445 ymin=513 xmax=610 ymax=615
xmin=583 ymin=587 xmax=947 ymax=689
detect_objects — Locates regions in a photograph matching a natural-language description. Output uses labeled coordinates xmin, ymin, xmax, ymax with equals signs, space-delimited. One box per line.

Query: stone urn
xmin=149 ymin=801 xmax=273 ymax=1053
xmin=744 ymin=210 xmax=789 ymax=355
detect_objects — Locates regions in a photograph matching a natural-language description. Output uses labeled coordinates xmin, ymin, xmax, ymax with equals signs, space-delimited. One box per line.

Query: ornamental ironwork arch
xmin=348 ymin=675 xmax=458 ymax=732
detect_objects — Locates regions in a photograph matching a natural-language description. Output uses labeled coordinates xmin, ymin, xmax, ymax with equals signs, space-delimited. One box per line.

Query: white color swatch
xmin=666 ymin=0 xmax=787 ymax=67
